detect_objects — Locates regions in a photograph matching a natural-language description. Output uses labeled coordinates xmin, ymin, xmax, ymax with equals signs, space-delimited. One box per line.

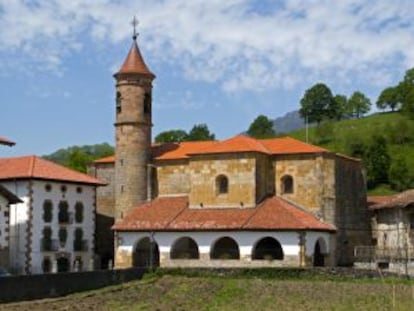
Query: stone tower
xmin=113 ymin=26 xmax=155 ymax=220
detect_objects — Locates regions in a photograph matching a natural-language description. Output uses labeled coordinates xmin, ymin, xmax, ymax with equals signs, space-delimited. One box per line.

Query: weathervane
xmin=131 ymin=16 xmax=139 ymax=40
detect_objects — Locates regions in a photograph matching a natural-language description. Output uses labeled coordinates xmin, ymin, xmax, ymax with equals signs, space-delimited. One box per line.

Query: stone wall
xmin=274 ymin=153 xmax=330 ymax=211
xmin=334 ymin=155 xmax=370 ymax=265
xmin=156 ymin=160 xmax=190 ymax=196
xmin=0 ymin=268 xmax=145 ymax=303
xmin=188 ymin=153 xmax=257 ymax=208
xmin=88 ymin=162 xmax=115 ymax=268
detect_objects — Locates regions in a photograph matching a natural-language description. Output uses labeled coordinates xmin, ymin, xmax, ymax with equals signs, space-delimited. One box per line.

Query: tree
xmin=65 ymin=148 xmax=93 ymax=173
xmin=376 ymin=86 xmax=402 ymax=112
xmin=364 ymin=135 xmax=391 ymax=189
xmin=332 ymin=94 xmax=349 ymax=120
xmin=186 ymin=124 xmax=215 ymax=141
xmin=299 ymin=83 xmax=335 ymax=124
xmin=395 ymin=68 xmax=414 ymax=119
xmin=314 ymin=120 xmax=334 ymax=144
xmin=389 ymin=155 xmax=412 ymax=191
xmin=348 ymin=91 xmax=371 ymax=118
xmin=155 ymin=129 xmax=188 ymax=143
xmin=247 ymin=115 xmax=277 ymax=139
xmin=401 ymin=87 xmax=414 ymax=119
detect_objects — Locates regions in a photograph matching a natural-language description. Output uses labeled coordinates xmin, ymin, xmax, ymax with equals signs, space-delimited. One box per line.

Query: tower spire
xmin=131 ymin=16 xmax=138 ymax=40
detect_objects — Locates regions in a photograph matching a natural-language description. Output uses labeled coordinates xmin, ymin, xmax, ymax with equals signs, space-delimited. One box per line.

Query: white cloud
xmin=0 ymin=0 xmax=414 ymax=91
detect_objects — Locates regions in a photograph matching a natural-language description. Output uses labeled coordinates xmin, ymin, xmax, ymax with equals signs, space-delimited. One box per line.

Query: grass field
xmin=1 ymin=270 xmax=413 ymax=311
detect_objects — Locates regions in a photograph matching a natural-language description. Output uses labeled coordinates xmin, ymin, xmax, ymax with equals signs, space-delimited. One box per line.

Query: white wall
xmin=1 ymin=179 xmax=96 ymax=274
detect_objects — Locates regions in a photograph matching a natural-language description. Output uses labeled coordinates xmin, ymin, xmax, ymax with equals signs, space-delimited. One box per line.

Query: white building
xmin=0 ymin=155 xmax=104 ymax=274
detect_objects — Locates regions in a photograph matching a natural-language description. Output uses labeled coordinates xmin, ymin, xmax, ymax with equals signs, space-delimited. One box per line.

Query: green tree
xmin=401 ymin=87 xmax=414 ymax=119
xmin=389 ymin=155 xmax=412 ymax=191
xmin=186 ymin=124 xmax=215 ymax=141
xmin=315 ymin=120 xmax=334 ymax=144
xmin=65 ymin=148 xmax=93 ymax=173
xmin=394 ymin=68 xmax=414 ymax=119
xmin=376 ymin=86 xmax=402 ymax=112
xmin=364 ymin=135 xmax=391 ymax=189
xmin=247 ymin=115 xmax=277 ymax=139
xmin=348 ymin=91 xmax=371 ymax=118
xmin=332 ymin=94 xmax=349 ymax=120
xmin=299 ymin=83 xmax=335 ymax=124
xmin=155 ymin=129 xmax=188 ymax=143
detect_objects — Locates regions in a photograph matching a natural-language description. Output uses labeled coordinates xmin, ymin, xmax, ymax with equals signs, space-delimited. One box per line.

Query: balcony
xmin=73 ymin=239 xmax=89 ymax=252
xmin=40 ymin=238 xmax=59 ymax=252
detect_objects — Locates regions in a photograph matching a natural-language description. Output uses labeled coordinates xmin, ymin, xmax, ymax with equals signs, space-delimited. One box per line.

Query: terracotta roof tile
xmin=0 ymin=136 xmax=15 ymax=146
xmin=113 ymin=195 xmax=335 ymax=232
xmin=259 ymin=137 xmax=327 ymax=154
xmin=369 ymin=190 xmax=414 ymax=210
xmin=93 ymin=136 xmax=329 ymax=164
xmin=188 ymin=135 xmax=269 ymax=156
xmin=115 ymin=40 xmax=155 ymax=78
xmin=0 ymin=156 xmax=105 ymax=185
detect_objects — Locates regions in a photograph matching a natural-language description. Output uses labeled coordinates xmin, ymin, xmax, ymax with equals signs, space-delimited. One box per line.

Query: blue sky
xmin=1 ymin=0 xmax=414 ymax=157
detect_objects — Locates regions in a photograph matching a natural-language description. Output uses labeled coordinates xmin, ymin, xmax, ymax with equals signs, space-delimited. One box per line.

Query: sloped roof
xmin=0 ymin=136 xmax=15 ymax=146
xmin=93 ymin=135 xmax=329 ymax=164
xmin=188 ymin=135 xmax=270 ymax=156
xmin=369 ymin=190 xmax=414 ymax=210
xmin=0 ymin=185 xmax=22 ymax=204
xmin=115 ymin=39 xmax=155 ymax=79
xmin=113 ymin=195 xmax=335 ymax=232
xmin=0 ymin=156 xmax=105 ymax=185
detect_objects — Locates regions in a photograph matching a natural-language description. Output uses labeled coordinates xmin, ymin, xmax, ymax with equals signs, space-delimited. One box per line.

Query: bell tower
xmin=113 ymin=17 xmax=155 ymax=220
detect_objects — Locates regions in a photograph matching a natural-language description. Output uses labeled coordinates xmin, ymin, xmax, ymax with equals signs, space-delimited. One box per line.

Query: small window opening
xmin=116 ymin=92 xmax=122 ymax=114
xmin=144 ymin=93 xmax=151 ymax=114
xmin=281 ymin=175 xmax=294 ymax=194
xmin=216 ymin=175 xmax=229 ymax=195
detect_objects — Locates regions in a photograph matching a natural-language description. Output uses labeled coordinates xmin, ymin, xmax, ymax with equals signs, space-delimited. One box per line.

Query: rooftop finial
xmin=131 ymin=16 xmax=139 ymax=40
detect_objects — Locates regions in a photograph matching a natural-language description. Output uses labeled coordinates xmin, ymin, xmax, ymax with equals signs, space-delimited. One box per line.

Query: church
xmin=89 ymin=28 xmax=371 ymax=269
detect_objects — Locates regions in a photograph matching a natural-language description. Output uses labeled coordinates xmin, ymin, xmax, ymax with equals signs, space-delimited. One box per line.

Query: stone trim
xmin=25 ymin=180 xmax=34 ymax=274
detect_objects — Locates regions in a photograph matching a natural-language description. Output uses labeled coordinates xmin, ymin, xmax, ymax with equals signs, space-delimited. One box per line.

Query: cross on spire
xmin=131 ymin=16 xmax=139 ymax=40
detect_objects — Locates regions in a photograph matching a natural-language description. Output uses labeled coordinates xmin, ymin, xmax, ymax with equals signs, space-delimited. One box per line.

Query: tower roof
xmin=115 ymin=39 xmax=155 ymax=79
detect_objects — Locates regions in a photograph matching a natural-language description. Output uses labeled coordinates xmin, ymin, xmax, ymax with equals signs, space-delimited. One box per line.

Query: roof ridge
xmin=241 ymin=197 xmax=268 ymax=228
xmin=164 ymin=197 xmax=189 ymax=228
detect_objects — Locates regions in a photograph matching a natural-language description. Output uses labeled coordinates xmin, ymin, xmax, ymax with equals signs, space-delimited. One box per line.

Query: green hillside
xmin=288 ymin=112 xmax=414 ymax=195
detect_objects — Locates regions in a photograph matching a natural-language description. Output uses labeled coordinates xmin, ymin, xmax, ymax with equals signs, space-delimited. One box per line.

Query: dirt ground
xmin=0 ymin=274 xmax=413 ymax=311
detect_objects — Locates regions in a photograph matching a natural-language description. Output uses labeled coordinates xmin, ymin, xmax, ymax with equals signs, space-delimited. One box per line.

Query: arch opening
xmin=313 ymin=238 xmax=327 ymax=267
xmin=210 ymin=237 xmax=240 ymax=260
xmin=133 ymin=237 xmax=160 ymax=268
xmin=170 ymin=237 xmax=199 ymax=259
xmin=252 ymin=237 xmax=284 ymax=260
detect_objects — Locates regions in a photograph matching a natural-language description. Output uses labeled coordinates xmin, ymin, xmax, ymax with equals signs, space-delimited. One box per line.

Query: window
xmin=58 ymin=227 xmax=67 ymax=247
xmin=45 ymin=184 xmax=52 ymax=192
xmin=76 ymin=186 xmax=83 ymax=194
xmin=42 ymin=227 xmax=52 ymax=251
xmin=216 ymin=175 xmax=229 ymax=195
xmin=58 ymin=201 xmax=69 ymax=223
xmin=60 ymin=185 xmax=67 ymax=193
xmin=43 ymin=200 xmax=53 ymax=223
xmin=74 ymin=228 xmax=84 ymax=251
xmin=281 ymin=175 xmax=294 ymax=194
xmin=42 ymin=257 xmax=52 ymax=273
xmin=144 ymin=93 xmax=151 ymax=114
xmin=75 ymin=202 xmax=84 ymax=223
xmin=116 ymin=91 xmax=122 ymax=113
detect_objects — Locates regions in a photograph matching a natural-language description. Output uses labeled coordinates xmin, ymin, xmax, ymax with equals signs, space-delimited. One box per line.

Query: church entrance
xmin=313 ymin=239 xmax=326 ymax=267
xmin=252 ymin=237 xmax=284 ymax=260
xmin=133 ymin=237 xmax=160 ymax=268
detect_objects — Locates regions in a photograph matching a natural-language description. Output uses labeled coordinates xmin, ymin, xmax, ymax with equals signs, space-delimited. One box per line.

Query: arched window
xmin=58 ymin=201 xmax=69 ymax=223
xmin=42 ymin=257 xmax=52 ymax=273
xmin=43 ymin=200 xmax=53 ymax=223
xmin=281 ymin=175 xmax=294 ymax=194
xmin=58 ymin=227 xmax=67 ymax=247
xmin=42 ymin=227 xmax=52 ymax=251
xmin=75 ymin=202 xmax=84 ymax=223
xmin=74 ymin=228 xmax=84 ymax=251
xmin=216 ymin=175 xmax=229 ymax=195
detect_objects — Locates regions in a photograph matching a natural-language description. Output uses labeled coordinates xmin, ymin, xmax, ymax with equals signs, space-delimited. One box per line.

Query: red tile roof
xmin=113 ymin=196 xmax=335 ymax=232
xmin=188 ymin=135 xmax=270 ymax=156
xmin=115 ymin=39 xmax=155 ymax=79
xmin=0 ymin=156 xmax=105 ymax=185
xmin=369 ymin=190 xmax=414 ymax=210
xmin=0 ymin=136 xmax=15 ymax=146
xmin=93 ymin=135 xmax=329 ymax=164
